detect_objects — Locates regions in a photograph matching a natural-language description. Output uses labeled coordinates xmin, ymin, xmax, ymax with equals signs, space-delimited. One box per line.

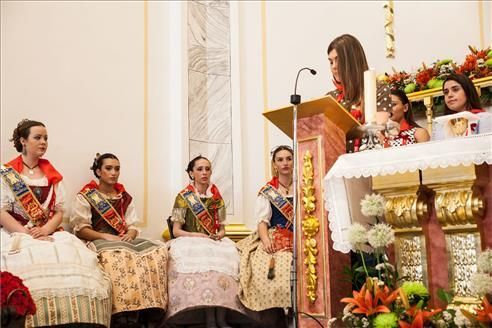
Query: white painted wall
xmin=1 ymin=1 xmax=489 ymax=237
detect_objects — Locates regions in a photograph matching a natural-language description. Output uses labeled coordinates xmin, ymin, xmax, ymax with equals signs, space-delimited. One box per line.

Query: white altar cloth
xmin=323 ymin=133 xmax=492 ymax=253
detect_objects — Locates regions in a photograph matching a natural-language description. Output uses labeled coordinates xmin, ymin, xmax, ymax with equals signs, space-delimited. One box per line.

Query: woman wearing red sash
xmin=166 ymin=156 xmax=249 ymax=328
xmin=237 ymin=145 xmax=294 ymax=327
xmin=0 ymin=119 xmax=111 ymax=327
xmin=70 ymin=153 xmax=168 ymax=327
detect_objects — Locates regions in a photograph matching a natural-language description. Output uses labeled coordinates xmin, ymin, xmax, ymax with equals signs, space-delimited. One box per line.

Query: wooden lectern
xmin=263 ymin=95 xmax=360 ymax=327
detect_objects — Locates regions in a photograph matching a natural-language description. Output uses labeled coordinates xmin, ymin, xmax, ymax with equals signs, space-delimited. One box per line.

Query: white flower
xmin=375 ymin=262 xmax=395 ymax=272
xmin=360 ymin=193 xmax=385 ymax=218
xmin=454 ymin=309 xmax=472 ymax=327
xmin=477 ymin=249 xmax=492 ymax=273
xmin=368 ymin=223 xmax=395 ymax=249
xmin=435 ymin=319 xmax=446 ymax=328
xmin=327 ymin=318 xmax=338 ymax=327
xmin=470 ymin=272 xmax=492 ymax=296
xmin=343 ymin=303 xmax=355 ymax=315
xmin=361 ymin=317 xmax=370 ymax=328
xmin=348 ymin=223 xmax=369 ymax=251
xmin=442 ymin=310 xmax=452 ymax=321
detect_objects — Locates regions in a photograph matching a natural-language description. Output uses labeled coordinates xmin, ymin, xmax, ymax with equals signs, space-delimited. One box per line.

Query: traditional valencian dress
xmin=166 ymin=183 xmax=247 ymax=324
xmin=237 ymin=177 xmax=294 ymax=311
xmin=70 ymin=180 xmax=168 ymax=317
xmin=0 ymin=156 xmax=112 ymax=327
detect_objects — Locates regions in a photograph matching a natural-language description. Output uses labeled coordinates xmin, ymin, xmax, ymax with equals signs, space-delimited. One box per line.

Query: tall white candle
xmin=363 ymin=69 xmax=377 ymax=124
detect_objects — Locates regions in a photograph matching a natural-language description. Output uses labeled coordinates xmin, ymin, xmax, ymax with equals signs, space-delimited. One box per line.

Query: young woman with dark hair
xmin=237 ymin=145 xmax=294 ymax=327
xmin=327 ymin=34 xmax=392 ymax=123
xmin=70 ymin=153 xmax=169 ymax=327
xmin=443 ymin=73 xmax=484 ymax=115
xmin=166 ymin=155 xmax=247 ymax=328
xmin=1 ymin=119 xmax=111 ymax=327
xmin=383 ymin=89 xmax=430 ymax=147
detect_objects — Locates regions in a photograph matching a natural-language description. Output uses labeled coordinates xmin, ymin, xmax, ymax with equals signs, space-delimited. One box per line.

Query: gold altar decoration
xmin=373 ymin=172 xmax=429 ymax=284
xmin=301 ymin=150 xmax=319 ymax=303
xmin=423 ymin=164 xmax=489 ymax=301
xmin=384 ymin=1 xmax=395 ymax=58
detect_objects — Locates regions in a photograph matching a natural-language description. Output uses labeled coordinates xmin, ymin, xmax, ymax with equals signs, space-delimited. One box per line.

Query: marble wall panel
xmin=188 ymin=0 xmax=234 ymax=215
xmin=188 ymin=70 xmax=231 ymax=142
xmin=189 ymin=140 xmax=234 ymax=213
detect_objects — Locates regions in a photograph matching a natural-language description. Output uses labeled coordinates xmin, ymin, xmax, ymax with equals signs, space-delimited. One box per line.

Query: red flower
xmin=415 ymin=68 xmax=435 ymax=89
xmin=1 ymin=271 xmax=36 ymax=316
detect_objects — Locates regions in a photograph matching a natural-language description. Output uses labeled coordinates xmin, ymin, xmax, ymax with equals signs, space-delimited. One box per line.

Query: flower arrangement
xmin=460 ymin=249 xmax=492 ymax=327
xmin=1 ymin=271 xmax=36 ymax=325
xmin=382 ymin=45 xmax=492 ymax=93
xmin=334 ymin=192 xmax=469 ymax=327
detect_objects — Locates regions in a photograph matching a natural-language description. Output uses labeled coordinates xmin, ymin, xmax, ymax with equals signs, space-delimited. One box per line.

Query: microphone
xmin=291 ymin=67 xmax=317 ymax=105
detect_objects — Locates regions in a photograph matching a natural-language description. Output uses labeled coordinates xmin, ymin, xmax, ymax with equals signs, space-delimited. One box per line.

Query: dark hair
xmin=90 ymin=153 xmax=119 ymax=178
xmin=390 ymin=89 xmax=421 ymax=128
xmin=186 ymin=155 xmax=211 ymax=180
xmin=442 ymin=73 xmax=482 ymax=115
xmin=270 ymin=145 xmax=293 ymax=177
xmin=327 ymin=34 xmax=369 ymax=107
xmin=271 ymin=145 xmax=293 ymax=160
xmin=10 ymin=119 xmax=46 ymax=152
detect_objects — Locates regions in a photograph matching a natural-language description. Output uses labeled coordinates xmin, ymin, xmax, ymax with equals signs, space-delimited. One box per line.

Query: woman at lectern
xmin=326 ymin=34 xmax=391 ymax=152
xmin=443 ymin=73 xmax=484 ymax=115
xmin=237 ymin=145 xmax=294 ymax=327
xmin=327 ymin=34 xmax=392 ymax=123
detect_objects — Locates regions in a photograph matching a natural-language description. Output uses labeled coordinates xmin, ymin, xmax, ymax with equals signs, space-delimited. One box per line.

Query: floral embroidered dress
xmin=1 ymin=156 xmax=111 ymax=327
xmin=166 ymin=183 xmax=248 ymax=324
xmin=386 ymin=119 xmax=417 ymax=147
xmin=237 ymin=177 xmax=294 ymax=311
xmin=70 ymin=180 xmax=168 ymax=316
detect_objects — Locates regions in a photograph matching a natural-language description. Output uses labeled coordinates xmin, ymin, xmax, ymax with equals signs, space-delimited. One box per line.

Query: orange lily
xmin=462 ymin=296 xmax=492 ymax=325
xmin=341 ymin=284 xmax=390 ymax=316
xmin=375 ymin=284 xmax=400 ymax=307
xmin=398 ymin=305 xmax=442 ymax=328
xmin=476 ymin=296 xmax=492 ymax=324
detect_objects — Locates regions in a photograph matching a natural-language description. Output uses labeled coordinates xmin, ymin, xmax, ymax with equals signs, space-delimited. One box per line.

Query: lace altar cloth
xmin=323 ymin=133 xmax=492 ymax=253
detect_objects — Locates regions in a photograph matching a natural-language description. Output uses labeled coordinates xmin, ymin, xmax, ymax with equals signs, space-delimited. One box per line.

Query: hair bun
xmin=90 ymin=153 xmax=101 ymax=170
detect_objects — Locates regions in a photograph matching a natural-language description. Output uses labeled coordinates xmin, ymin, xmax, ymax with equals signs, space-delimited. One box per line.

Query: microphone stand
xmin=290 ymin=67 xmax=316 ymax=328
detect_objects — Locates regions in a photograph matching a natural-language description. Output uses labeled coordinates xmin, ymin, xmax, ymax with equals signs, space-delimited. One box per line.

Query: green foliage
xmin=437 ymin=288 xmax=454 ymax=305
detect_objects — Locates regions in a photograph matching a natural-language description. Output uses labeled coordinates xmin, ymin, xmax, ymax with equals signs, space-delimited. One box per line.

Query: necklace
xmin=278 ymin=180 xmax=292 ymax=194
xmin=22 ymin=161 xmax=39 ymax=175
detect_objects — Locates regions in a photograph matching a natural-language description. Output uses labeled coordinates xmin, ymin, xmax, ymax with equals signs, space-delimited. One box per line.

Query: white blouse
xmin=254 ymin=193 xmax=293 ymax=227
xmin=1 ymin=172 xmax=66 ymax=221
xmin=70 ymin=193 xmax=140 ymax=234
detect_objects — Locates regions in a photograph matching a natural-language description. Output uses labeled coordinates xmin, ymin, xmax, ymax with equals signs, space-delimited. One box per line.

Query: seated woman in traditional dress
xmin=381 ymin=89 xmax=430 ymax=147
xmin=167 ymin=156 xmax=248 ymax=328
xmin=1 ymin=119 xmax=111 ymax=327
xmin=70 ymin=153 xmax=168 ymax=327
xmin=326 ymin=35 xmax=392 ymax=152
xmin=237 ymin=145 xmax=294 ymax=327
xmin=443 ymin=73 xmax=484 ymax=114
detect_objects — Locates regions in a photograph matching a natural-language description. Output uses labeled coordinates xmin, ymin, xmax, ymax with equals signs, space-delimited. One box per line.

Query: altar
xmin=323 ymin=133 xmax=492 ymax=307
